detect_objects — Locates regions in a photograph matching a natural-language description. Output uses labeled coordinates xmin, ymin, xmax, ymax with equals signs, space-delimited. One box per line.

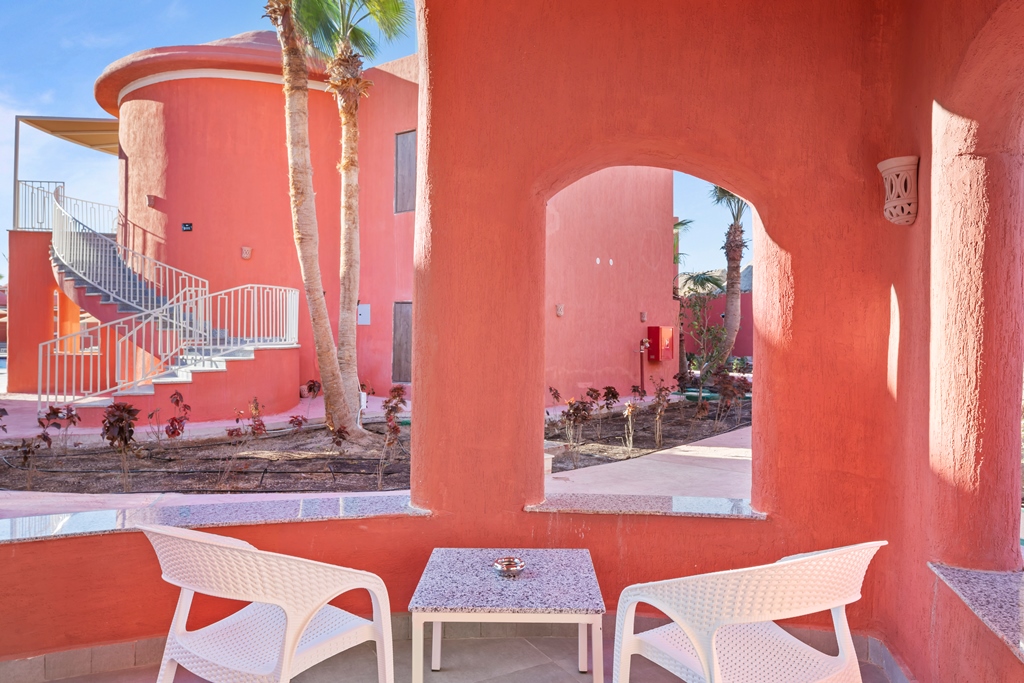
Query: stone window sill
xmin=525 ymin=493 xmax=766 ymax=520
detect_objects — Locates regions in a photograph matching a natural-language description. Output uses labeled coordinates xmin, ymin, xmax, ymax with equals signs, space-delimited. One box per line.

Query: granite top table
xmin=408 ymin=548 xmax=606 ymax=683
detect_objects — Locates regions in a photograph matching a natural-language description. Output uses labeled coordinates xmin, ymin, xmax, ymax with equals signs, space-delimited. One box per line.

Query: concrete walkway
xmin=546 ymin=427 xmax=752 ymax=499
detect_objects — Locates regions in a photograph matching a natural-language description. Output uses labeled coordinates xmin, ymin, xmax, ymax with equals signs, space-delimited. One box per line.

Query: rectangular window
xmin=395 ymin=130 xmax=416 ymax=213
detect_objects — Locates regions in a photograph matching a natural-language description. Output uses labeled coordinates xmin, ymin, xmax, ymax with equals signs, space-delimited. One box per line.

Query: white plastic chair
xmin=137 ymin=523 xmax=394 ymax=683
xmin=613 ymin=540 xmax=886 ymax=683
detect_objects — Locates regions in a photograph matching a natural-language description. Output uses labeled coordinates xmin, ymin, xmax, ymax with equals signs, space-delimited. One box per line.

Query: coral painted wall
xmin=7 ymin=231 xmax=59 ymax=393
xmin=544 ymin=166 xmax=677 ymax=400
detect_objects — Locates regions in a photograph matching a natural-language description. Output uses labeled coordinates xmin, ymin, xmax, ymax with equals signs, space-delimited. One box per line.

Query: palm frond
xmin=348 ymin=24 xmax=379 ymax=58
xmin=709 ymin=185 xmax=748 ymax=225
xmin=365 ymin=0 xmax=413 ymax=40
xmin=292 ymin=0 xmax=410 ymax=61
xmin=673 ymin=218 xmax=694 ymax=232
xmin=677 ymin=271 xmax=725 ymax=295
xmin=293 ymin=0 xmax=341 ymax=60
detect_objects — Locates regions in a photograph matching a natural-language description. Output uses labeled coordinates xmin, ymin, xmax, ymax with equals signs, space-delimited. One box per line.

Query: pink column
xmin=930 ymin=105 xmax=1024 ymax=571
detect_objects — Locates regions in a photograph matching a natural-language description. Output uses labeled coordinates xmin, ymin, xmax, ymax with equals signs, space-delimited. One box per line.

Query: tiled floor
xmin=61 ymin=635 xmax=889 ymax=683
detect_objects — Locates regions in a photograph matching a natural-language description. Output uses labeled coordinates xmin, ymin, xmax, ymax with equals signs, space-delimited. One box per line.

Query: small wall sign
xmin=182 ymin=222 xmax=193 ymax=232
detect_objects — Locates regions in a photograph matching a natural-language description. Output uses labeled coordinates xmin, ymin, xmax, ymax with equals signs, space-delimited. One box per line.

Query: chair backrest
xmin=136 ymin=523 xmax=380 ymax=616
xmin=625 ymin=541 xmax=886 ymax=634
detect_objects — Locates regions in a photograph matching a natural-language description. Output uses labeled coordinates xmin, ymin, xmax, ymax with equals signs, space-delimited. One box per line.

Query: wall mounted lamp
xmin=877 ymin=156 xmax=919 ymax=225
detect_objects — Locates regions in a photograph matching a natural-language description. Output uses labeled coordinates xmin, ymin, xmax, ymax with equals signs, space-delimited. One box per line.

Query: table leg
xmin=412 ymin=614 xmax=424 ymax=683
xmin=578 ymin=622 xmax=588 ymax=672
xmin=432 ymin=621 xmax=442 ymax=671
xmin=592 ymin=616 xmax=604 ymax=683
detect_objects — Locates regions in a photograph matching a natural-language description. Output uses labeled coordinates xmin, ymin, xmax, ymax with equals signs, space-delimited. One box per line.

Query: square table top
xmin=408 ymin=548 xmax=606 ymax=615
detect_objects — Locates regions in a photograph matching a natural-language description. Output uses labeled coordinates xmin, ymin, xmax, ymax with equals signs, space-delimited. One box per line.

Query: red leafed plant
xmin=39 ymin=404 xmax=80 ymax=452
xmin=164 ymin=390 xmax=191 ymax=439
xmin=289 ymin=414 xmax=308 ymax=429
xmin=376 ymin=385 xmax=408 ymax=490
xmin=228 ymin=397 xmax=267 ymax=439
xmin=102 ymin=402 xmax=140 ymax=492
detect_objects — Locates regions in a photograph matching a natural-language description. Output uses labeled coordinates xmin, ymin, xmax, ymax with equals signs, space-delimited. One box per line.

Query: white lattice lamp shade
xmin=877 ymin=156 xmax=919 ymax=225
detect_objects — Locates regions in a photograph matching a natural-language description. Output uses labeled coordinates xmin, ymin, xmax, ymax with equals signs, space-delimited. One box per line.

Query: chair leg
xmin=614 ymin=651 xmax=631 ymax=683
xmin=376 ymin=635 xmax=394 ymax=683
xmin=156 ymin=656 xmax=177 ymax=683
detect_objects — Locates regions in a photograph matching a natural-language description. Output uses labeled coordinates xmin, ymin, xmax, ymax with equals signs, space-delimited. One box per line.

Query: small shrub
xmin=164 ymin=391 xmax=191 ymax=439
xmin=623 ymin=401 xmax=638 ymax=454
xmin=289 ymin=414 xmax=309 ymax=430
xmin=40 ymin=404 xmax=80 ymax=452
xmin=102 ymin=402 xmax=140 ymax=492
xmin=711 ymin=367 xmax=752 ymax=428
xmin=548 ymin=386 xmax=562 ymax=404
xmin=221 ymin=397 xmax=266 ymax=489
xmin=631 ymin=384 xmax=647 ymax=402
xmin=18 ymin=430 xmax=50 ymax=491
xmin=650 ymin=376 xmax=672 ymax=448
xmin=377 ymin=386 xmax=408 ymax=490
xmin=585 ymin=387 xmax=602 ymax=437
xmin=228 ymin=397 xmax=267 ymax=439
xmin=562 ymin=395 xmax=595 ymax=469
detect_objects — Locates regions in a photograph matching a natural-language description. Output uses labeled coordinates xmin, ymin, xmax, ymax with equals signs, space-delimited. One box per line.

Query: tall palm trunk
xmin=267 ymin=0 xmax=352 ymax=435
xmin=722 ymin=221 xmax=744 ymax=356
xmin=329 ymin=43 xmax=371 ymax=433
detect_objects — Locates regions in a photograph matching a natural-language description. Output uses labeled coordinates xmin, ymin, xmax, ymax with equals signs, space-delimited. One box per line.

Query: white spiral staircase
xmin=25 ymin=182 xmax=299 ymax=411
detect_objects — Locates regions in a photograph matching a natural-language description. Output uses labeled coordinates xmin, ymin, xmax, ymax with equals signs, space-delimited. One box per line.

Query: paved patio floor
xmin=546 ymin=427 xmax=752 ymax=499
xmin=60 ymin=634 xmax=888 ymax=683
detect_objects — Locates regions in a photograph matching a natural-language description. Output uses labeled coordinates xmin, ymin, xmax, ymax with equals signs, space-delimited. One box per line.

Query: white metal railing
xmin=38 ymin=284 xmax=299 ymax=410
xmin=16 ymin=181 xmax=66 ymax=231
xmin=51 ymin=190 xmax=208 ymax=312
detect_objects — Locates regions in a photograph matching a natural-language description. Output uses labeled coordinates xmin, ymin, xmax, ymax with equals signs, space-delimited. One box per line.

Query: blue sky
xmin=0 ymin=1 xmax=748 ymax=280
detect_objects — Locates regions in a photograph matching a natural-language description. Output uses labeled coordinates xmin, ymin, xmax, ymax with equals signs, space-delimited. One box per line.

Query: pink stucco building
xmin=9 ymin=32 xmax=678 ymax=421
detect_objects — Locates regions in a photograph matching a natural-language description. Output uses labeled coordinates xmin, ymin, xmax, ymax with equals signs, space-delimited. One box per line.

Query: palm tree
xmin=265 ymin=0 xmax=353 ymax=436
xmin=294 ymin=0 xmax=412 ymax=434
xmin=673 ymin=217 xmax=693 ymax=265
xmin=709 ymin=186 xmax=748 ymax=356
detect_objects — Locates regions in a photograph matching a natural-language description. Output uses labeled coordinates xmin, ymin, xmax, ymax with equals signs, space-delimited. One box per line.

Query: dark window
xmin=395 ymin=130 xmax=417 ymax=213
xmin=392 ymin=302 xmax=412 ymax=383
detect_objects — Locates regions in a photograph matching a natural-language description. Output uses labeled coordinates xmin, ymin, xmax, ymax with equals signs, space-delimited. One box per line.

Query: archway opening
xmin=541 ymin=165 xmax=757 ymax=504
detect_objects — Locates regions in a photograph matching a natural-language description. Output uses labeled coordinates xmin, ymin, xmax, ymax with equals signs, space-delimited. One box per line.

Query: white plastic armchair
xmin=613 ymin=540 xmax=886 ymax=683
xmin=137 ymin=523 xmax=394 ymax=683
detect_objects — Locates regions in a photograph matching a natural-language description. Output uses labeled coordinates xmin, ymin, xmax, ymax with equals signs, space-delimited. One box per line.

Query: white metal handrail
xmin=49 ymin=187 xmax=208 ymax=312
xmin=16 ymin=181 xmax=66 ymax=231
xmin=38 ymin=284 xmax=300 ymax=411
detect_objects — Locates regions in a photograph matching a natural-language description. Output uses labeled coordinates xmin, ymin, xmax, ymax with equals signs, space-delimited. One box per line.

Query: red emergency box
xmin=647 ymin=326 xmax=674 ymax=361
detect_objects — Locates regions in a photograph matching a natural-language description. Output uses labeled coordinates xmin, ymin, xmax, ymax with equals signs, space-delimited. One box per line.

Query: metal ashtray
xmin=493 ymin=556 xmax=526 ymax=578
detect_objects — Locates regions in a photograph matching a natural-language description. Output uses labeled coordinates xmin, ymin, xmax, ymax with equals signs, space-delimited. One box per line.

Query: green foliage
xmin=293 ymin=0 xmax=413 ymax=59
xmin=680 ymin=289 xmax=730 ymax=417
xmin=709 ymin=185 xmax=748 ymax=226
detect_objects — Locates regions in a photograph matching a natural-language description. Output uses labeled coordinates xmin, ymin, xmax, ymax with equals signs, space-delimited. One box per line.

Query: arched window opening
xmin=542 ymin=167 xmax=756 ymax=504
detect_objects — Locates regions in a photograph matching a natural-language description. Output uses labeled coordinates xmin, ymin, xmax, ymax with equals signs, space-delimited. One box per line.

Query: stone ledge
xmin=930 ymin=561 xmax=1024 ymax=664
xmin=525 ymin=492 xmax=766 ymax=519
xmin=0 ymin=491 xmax=429 ymax=545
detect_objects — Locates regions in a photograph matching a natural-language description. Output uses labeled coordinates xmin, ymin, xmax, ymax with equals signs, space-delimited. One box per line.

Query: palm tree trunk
xmin=330 ymin=44 xmax=370 ymax=435
xmin=267 ymin=0 xmax=352 ymax=435
xmin=722 ymin=222 xmax=744 ymax=356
